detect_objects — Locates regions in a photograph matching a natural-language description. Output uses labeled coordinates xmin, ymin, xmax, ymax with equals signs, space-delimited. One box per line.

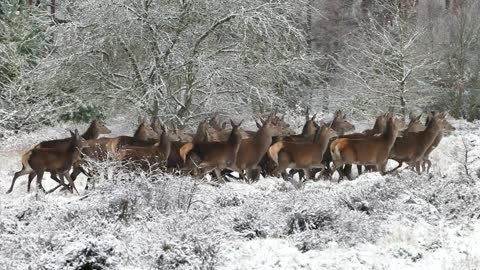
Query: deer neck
xmin=420 ymin=121 xmax=441 ymax=146
xmin=134 ymin=128 xmax=149 ymax=141
xmin=301 ymin=122 xmax=315 ymax=137
xmin=372 ymin=119 xmax=386 ymax=134
xmin=383 ymin=121 xmax=398 ymax=147
xmin=253 ymin=128 xmax=273 ymax=152
xmin=82 ymin=124 xmax=99 ymax=140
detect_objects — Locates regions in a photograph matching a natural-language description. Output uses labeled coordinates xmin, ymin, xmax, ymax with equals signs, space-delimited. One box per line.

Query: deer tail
xmin=330 ymin=139 xmax=342 ymax=161
xmin=179 ymin=143 xmax=194 ymax=163
xmin=268 ymin=141 xmax=284 ymax=165
xmin=21 ymin=150 xmax=33 ymax=171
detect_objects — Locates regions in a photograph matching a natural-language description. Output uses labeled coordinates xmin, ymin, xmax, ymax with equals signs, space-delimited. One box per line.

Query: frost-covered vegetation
xmin=0 ymin=118 xmax=479 ymax=269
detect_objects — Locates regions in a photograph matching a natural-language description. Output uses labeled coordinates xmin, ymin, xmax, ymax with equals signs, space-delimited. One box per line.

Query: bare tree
xmin=331 ymin=0 xmax=439 ymax=116
xmin=40 ymin=0 xmax=324 ymax=126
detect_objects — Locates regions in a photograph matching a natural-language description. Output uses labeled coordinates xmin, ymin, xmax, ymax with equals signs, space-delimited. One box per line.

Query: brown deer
xmin=329 ymin=110 xmax=355 ymax=136
xmin=115 ymin=117 xmax=159 ymax=147
xmin=388 ymin=112 xmax=449 ymax=174
xmin=117 ymin=125 xmax=172 ymax=171
xmin=339 ymin=113 xmax=388 ymax=178
xmin=6 ymin=130 xmax=87 ymax=194
xmin=284 ymin=108 xmax=321 ymax=142
xmin=233 ymin=115 xmax=287 ymax=182
xmin=35 ymin=120 xmax=111 ymax=150
xmin=268 ymin=125 xmax=338 ymax=180
xmin=399 ymin=112 xmax=425 ymax=135
xmin=330 ymin=113 xmax=400 ymax=179
xmin=69 ymin=118 xmax=159 ymax=188
xmin=165 ymin=118 xmax=210 ymax=173
xmin=179 ymin=120 xmax=243 ymax=181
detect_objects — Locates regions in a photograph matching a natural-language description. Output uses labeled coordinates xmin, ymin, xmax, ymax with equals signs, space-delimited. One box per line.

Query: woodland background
xmin=1 ymin=0 xmax=479 ymax=134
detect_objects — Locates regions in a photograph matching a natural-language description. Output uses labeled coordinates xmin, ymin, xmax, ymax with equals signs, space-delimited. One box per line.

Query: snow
xmin=0 ymin=118 xmax=479 ymax=269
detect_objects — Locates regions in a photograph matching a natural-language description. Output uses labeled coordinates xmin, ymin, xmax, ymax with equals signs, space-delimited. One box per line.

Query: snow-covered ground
xmin=1 ymin=117 xmax=479 ymax=269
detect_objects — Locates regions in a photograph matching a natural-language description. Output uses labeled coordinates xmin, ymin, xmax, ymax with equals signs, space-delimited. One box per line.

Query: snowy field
xmin=1 ymin=117 xmax=479 ymax=270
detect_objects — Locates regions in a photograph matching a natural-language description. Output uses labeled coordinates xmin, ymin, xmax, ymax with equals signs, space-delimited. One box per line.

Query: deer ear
xmin=311 ymin=113 xmax=317 ymax=121
xmin=238 ymin=120 xmax=243 ymax=127
xmin=74 ymin=129 xmax=81 ymax=139
xmin=69 ymin=129 xmax=75 ymax=137
xmin=343 ymin=113 xmax=347 ymax=119
xmin=221 ymin=122 xmax=227 ymax=129
xmin=416 ymin=114 xmax=422 ymax=121
xmin=230 ymin=119 xmax=235 ymax=128
xmin=255 ymin=120 xmax=262 ymax=129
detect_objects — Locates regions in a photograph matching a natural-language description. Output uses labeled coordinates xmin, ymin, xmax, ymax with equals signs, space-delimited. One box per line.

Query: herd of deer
xmin=6 ymin=109 xmax=454 ymax=194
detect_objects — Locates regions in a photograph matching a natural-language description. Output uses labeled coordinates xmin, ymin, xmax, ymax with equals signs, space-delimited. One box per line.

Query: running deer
xmin=268 ymin=125 xmax=337 ymax=180
xmin=6 ymin=130 xmax=87 ymax=194
xmin=69 ymin=118 xmax=159 ymax=188
xmin=420 ymin=112 xmax=455 ymax=173
xmin=29 ymin=119 xmax=111 ymax=187
xmin=330 ymin=113 xmax=400 ymax=179
xmin=117 ymin=125 xmax=172 ymax=171
xmin=179 ymin=120 xmax=243 ymax=180
xmin=388 ymin=112 xmax=449 ymax=174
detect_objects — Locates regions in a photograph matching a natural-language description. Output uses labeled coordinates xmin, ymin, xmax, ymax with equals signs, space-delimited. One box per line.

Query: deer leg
xmin=424 ymin=159 xmax=432 ymax=174
xmin=214 ymin=169 xmax=225 ymax=183
xmin=302 ymin=169 xmax=310 ymax=182
xmin=36 ymin=170 xmax=46 ymax=193
xmin=47 ymin=174 xmax=67 ymax=194
xmin=65 ymin=173 xmax=79 ymax=194
xmin=27 ymin=172 xmax=36 ymax=193
xmin=415 ymin=161 xmax=421 ymax=175
xmin=343 ymin=164 xmax=353 ymax=180
xmin=386 ymin=160 xmax=403 ymax=174
xmin=6 ymin=167 xmax=32 ymax=194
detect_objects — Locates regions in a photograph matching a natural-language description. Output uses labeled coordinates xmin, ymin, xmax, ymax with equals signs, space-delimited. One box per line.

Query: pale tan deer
xmin=330 ymin=113 xmax=400 ymax=179
xmin=268 ymin=125 xmax=337 ymax=180
xmin=179 ymin=120 xmax=243 ymax=181
xmin=418 ymin=112 xmax=455 ymax=173
xmin=388 ymin=112 xmax=448 ymax=174
xmin=6 ymin=130 xmax=87 ymax=194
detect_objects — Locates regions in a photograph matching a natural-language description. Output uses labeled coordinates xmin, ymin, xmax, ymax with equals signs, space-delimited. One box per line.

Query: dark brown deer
xmin=6 ymin=130 xmax=87 ymax=194
xmin=179 ymin=120 xmax=243 ymax=181
xmin=330 ymin=113 xmax=400 ymax=179
xmin=268 ymin=125 xmax=338 ymax=180
xmin=388 ymin=112 xmax=449 ymax=174
xmin=16 ymin=120 xmax=111 ymax=190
